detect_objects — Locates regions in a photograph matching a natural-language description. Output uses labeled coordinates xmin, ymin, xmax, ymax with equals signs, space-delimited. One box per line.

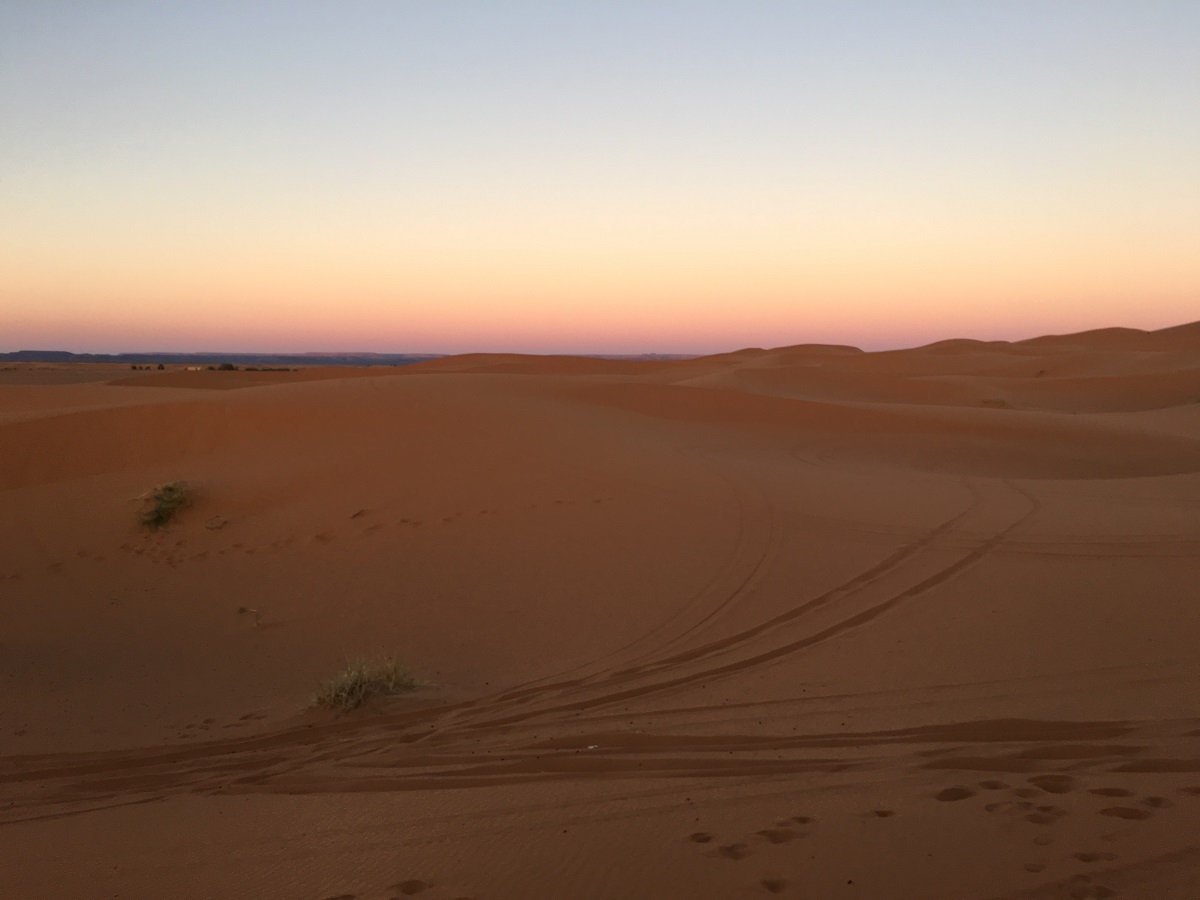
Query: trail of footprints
xmin=931 ymin=773 xmax=1180 ymax=898
xmin=106 ymin=498 xmax=617 ymax=568
xmin=689 ymin=814 xmax=817 ymax=895
xmin=175 ymin=710 xmax=268 ymax=739
xmin=684 ymin=775 xmax=1193 ymax=896
xmin=1 ymin=497 xmax=620 ymax=580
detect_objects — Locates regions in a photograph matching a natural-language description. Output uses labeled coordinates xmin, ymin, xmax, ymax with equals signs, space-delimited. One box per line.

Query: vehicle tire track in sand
xmin=6 ymin=707 xmax=1199 ymax=806
xmin=425 ymin=479 xmax=1037 ymax=735
xmin=413 ymin=475 xmax=985 ymax=738
xmin=429 ymin=477 xmax=998 ymax=732
xmin=606 ymin=477 xmax=984 ymax=681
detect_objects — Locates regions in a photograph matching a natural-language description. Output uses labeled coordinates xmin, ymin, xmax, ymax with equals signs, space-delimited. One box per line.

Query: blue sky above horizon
xmin=2 ymin=1 xmax=1198 ymax=354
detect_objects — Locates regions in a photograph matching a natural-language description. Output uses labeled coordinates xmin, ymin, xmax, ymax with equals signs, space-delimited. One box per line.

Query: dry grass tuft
xmin=314 ymin=658 xmax=417 ymax=711
xmin=140 ymin=481 xmax=192 ymax=529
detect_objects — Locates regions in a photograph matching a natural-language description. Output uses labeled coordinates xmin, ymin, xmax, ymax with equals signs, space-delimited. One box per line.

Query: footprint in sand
xmin=1066 ymin=874 xmax=1116 ymax=899
xmin=689 ymin=832 xmax=714 ymax=844
xmin=1028 ymin=774 xmax=1077 ymax=795
xmin=790 ymin=815 xmax=815 ymax=824
xmin=1090 ymin=787 xmax=1132 ymax=798
xmin=1143 ymin=795 xmax=1172 ymax=809
xmin=1074 ymin=851 xmax=1117 ymax=863
xmin=979 ymin=779 xmax=1009 ymax=790
xmin=391 ymin=880 xmax=432 ymax=895
xmin=321 ymin=895 xmax=356 ymax=900
xmin=1012 ymin=787 xmax=1041 ymax=798
xmin=712 ymin=843 xmax=752 ymax=861
xmin=760 ymin=877 xmax=788 ymax=894
xmin=987 ymin=800 xmax=1034 ymax=814
xmin=935 ymin=786 xmax=975 ymax=802
xmin=1023 ymin=860 xmax=1046 ymax=873
xmin=1099 ymin=806 xmax=1151 ymax=820
xmin=1025 ymin=805 xmax=1067 ymax=825
xmin=871 ymin=809 xmax=895 ymax=818
xmin=755 ymin=828 xmax=796 ymax=844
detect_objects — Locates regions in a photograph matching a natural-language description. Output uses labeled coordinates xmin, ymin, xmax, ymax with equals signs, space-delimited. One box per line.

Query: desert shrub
xmin=140 ymin=480 xmax=192 ymax=529
xmin=313 ymin=658 xmax=417 ymax=711
xmin=217 ymin=362 xmax=237 ymax=371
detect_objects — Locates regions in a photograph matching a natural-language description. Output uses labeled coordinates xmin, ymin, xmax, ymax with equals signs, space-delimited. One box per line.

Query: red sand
xmin=2 ymin=323 xmax=1200 ymax=898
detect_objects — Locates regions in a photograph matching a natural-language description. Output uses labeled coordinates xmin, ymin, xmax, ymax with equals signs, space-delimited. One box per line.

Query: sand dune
xmin=3 ymin=323 xmax=1200 ymax=898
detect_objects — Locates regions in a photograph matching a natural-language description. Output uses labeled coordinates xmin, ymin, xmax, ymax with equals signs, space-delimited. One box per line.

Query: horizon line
xmin=4 ymin=317 xmax=1198 ymax=361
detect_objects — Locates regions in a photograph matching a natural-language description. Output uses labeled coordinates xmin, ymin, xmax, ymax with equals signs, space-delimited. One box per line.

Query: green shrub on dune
xmin=314 ymin=658 xmax=417 ymax=711
xmin=140 ymin=481 xmax=192 ymax=529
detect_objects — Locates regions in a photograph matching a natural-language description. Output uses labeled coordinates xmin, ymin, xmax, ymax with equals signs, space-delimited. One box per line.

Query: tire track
xmin=417 ymin=471 xmax=981 ymax=736
xmin=435 ymin=479 xmax=1036 ymax=733
xmin=607 ymin=478 xmax=983 ymax=680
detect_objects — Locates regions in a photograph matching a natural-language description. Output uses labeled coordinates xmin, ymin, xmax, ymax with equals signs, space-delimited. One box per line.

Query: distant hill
xmin=0 ymin=350 xmax=444 ymax=367
xmin=0 ymin=350 xmax=696 ymax=367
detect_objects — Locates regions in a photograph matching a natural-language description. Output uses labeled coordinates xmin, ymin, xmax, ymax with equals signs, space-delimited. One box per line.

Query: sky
xmin=2 ymin=2 xmax=1198 ymax=354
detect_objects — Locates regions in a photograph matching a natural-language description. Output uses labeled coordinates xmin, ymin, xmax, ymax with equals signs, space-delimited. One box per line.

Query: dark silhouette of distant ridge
xmin=0 ymin=350 xmax=697 ymax=367
xmin=0 ymin=350 xmax=443 ymax=367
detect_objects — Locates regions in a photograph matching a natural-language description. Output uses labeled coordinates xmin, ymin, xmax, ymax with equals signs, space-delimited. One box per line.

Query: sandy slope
xmin=2 ymin=324 xmax=1200 ymax=898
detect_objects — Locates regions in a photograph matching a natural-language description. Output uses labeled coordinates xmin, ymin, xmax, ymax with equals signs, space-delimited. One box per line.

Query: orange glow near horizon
xmin=6 ymin=200 xmax=1196 ymax=353
xmin=3 ymin=4 xmax=1198 ymax=354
